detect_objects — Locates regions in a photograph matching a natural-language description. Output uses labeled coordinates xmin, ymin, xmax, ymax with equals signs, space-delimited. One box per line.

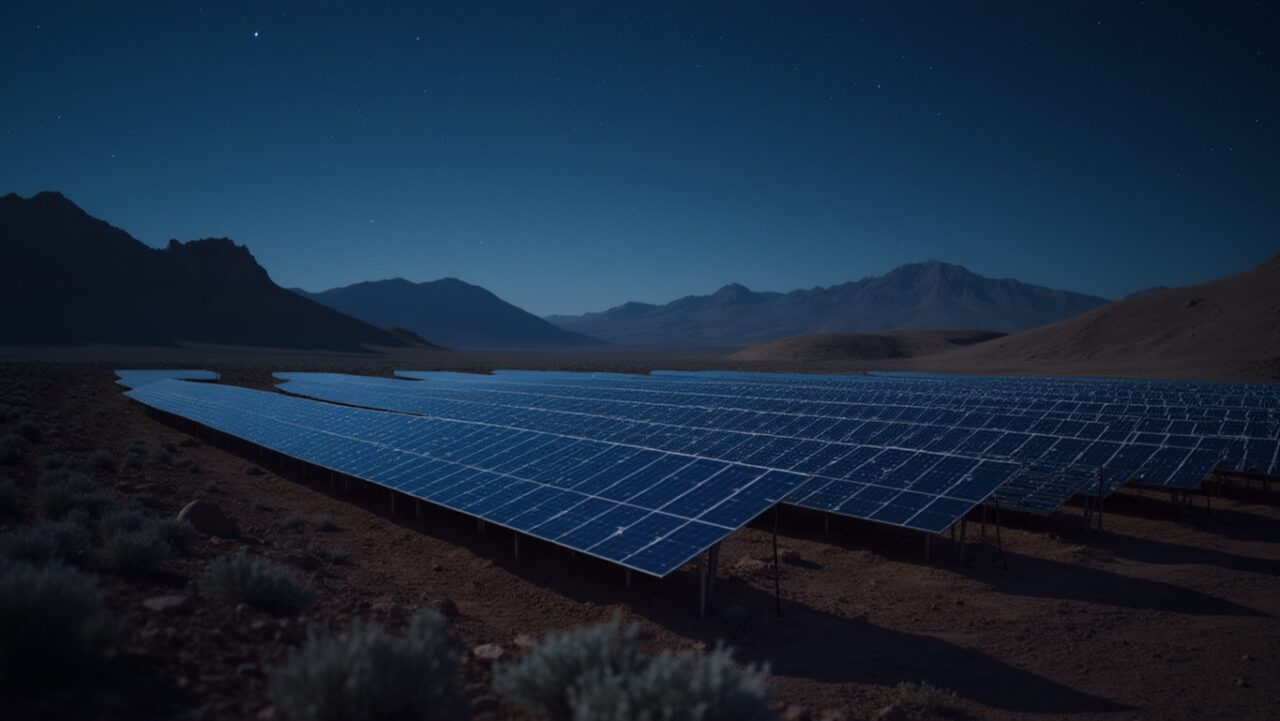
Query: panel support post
xmin=707 ymin=543 xmax=720 ymax=596
xmin=1096 ymin=470 xmax=1104 ymax=532
xmin=959 ymin=517 xmax=967 ymax=567
xmin=773 ymin=505 xmax=782 ymax=618
xmin=993 ymin=498 xmax=1008 ymax=571
xmin=390 ymin=490 xmax=395 ymax=515
xmin=329 ymin=469 xmax=335 ymax=490
xmin=625 ymin=568 xmax=632 ymax=589
xmin=514 ymin=534 xmax=520 ymax=562
xmin=980 ymin=504 xmax=987 ymax=541
xmin=924 ymin=532 xmax=932 ymax=562
xmin=416 ymin=499 xmax=422 ymax=519
xmin=824 ymin=513 xmax=830 ymax=536
xmin=699 ymin=560 xmax=707 ymax=620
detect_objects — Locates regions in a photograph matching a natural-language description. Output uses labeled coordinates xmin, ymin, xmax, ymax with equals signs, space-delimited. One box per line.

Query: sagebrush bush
xmin=569 ymin=645 xmax=775 ymax=721
xmin=99 ymin=526 xmax=170 ymax=575
xmin=0 ymin=561 xmax=114 ymax=687
xmin=496 ymin=622 xmax=774 ymax=721
xmin=98 ymin=507 xmax=149 ymax=536
xmin=153 ymin=518 xmax=198 ymax=553
xmin=493 ymin=619 xmax=641 ymax=721
xmin=895 ymin=681 xmax=957 ymax=712
xmin=13 ymin=421 xmax=42 ymax=443
xmin=0 ymin=521 xmax=93 ymax=566
xmin=89 ymin=449 xmax=118 ymax=474
xmin=0 ymin=477 xmax=16 ymax=516
xmin=244 ymin=463 xmax=265 ymax=476
xmin=36 ymin=472 xmax=125 ymax=520
xmin=0 ymin=434 xmax=28 ymax=465
xmin=39 ymin=453 xmax=70 ymax=471
xmin=314 ymin=515 xmax=339 ymax=532
xmin=200 ymin=553 xmax=317 ymax=615
xmin=281 ymin=513 xmax=307 ymax=532
xmin=177 ymin=457 xmax=202 ymax=474
xmin=268 ymin=612 xmax=467 ymax=721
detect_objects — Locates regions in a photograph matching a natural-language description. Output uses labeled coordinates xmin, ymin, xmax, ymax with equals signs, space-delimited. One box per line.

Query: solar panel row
xmin=275 ymin=373 xmax=1026 ymax=532
xmin=349 ymin=372 xmax=1227 ymax=487
xmin=125 ymin=379 xmax=804 ymax=577
xmin=115 ymin=369 xmax=220 ymax=389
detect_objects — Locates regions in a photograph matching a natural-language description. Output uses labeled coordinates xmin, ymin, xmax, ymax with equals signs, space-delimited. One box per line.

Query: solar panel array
xmin=115 ymin=369 xmax=220 ymax=389
xmin=276 ymin=372 xmax=1024 ymax=533
xmin=381 ymin=370 xmax=1228 ymax=489
xmin=125 ymin=379 xmax=804 ymax=577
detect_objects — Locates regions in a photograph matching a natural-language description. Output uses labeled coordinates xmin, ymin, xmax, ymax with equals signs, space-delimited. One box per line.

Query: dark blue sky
xmin=2 ymin=2 xmax=1277 ymax=315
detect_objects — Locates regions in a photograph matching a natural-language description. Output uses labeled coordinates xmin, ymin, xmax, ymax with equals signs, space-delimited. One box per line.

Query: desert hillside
xmin=919 ymin=253 xmax=1280 ymax=381
xmin=729 ymin=329 xmax=1005 ymax=362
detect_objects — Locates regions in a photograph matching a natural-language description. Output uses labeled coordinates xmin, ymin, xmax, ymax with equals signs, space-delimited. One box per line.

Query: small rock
xmin=432 ymin=563 xmax=444 ymax=573
xmin=733 ymin=556 xmax=768 ymax=574
xmin=514 ymin=633 xmax=538 ymax=650
xmin=472 ymin=643 xmax=504 ymax=665
xmin=177 ymin=500 xmax=239 ymax=538
xmin=433 ymin=598 xmax=460 ymax=618
xmin=1235 ymin=676 xmax=1249 ymax=688
xmin=1241 ymin=654 xmax=1252 ymax=662
xmin=782 ymin=704 xmax=811 ymax=721
xmin=875 ymin=704 xmax=907 ymax=721
xmin=141 ymin=594 xmax=193 ymax=615
xmin=722 ymin=604 xmax=749 ymax=625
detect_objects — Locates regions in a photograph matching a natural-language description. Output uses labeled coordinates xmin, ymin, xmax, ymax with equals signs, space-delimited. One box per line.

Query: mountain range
xmin=0 ymin=192 xmax=420 ymax=351
xmin=294 ymin=278 xmax=603 ymax=349
xmin=546 ymin=262 xmax=1111 ymax=347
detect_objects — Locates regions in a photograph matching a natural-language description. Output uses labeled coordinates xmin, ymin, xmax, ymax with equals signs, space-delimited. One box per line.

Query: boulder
xmin=177 ymin=500 xmax=238 ymax=538
xmin=142 ymin=594 xmax=193 ymax=615
xmin=472 ymin=643 xmax=504 ymax=665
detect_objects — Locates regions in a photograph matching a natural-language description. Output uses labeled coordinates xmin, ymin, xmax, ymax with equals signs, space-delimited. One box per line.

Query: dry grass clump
xmin=0 ymin=561 xmax=115 ymax=688
xmin=895 ymin=681 xmax=959 ymax=712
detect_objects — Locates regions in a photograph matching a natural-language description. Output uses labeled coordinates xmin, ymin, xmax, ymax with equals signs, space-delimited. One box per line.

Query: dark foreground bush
xmin=493 ymin=619 xmax=641 ymax=721
xmin=494 ymin=620 xmax=774 ymax=721
xmin=0 ymin=434 xmax=28 ymax=465
xmin=99 ymin=526 xmax=170 ymax=575
xmin=199 ymin=553 xmax=317 ymax=615
xmin=152 ymin=518 xmax=198 ymax=553
xmin=569 ymin=645 xmax=775 ymax=721
xmin=0 ymin=477 xmax=16 ymax=516
xmin=0 ymin=521 xmax=93 ymax=566
xmin=35 ymin=472 xmax=125 ymax=521
xmin=268 ymin=612 xmax=467 ymax=721
xmin=0 ymin=561 xmax=114 ymax=687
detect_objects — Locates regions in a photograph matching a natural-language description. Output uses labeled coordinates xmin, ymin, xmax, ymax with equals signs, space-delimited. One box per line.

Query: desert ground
xmin=1 ymin=355 xmax=1277 ymax=721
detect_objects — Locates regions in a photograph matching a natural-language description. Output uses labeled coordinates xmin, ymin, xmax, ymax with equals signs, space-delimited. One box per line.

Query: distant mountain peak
xmin=548 ymin=261 xmax=1111 ymax=346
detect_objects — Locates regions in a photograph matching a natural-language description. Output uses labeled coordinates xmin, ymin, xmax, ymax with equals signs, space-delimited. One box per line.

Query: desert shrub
xmin=0 ymin=477 xmax=16 ymax=516
xmin=199 ymin=553 xmax=317 ymax=616
xmin=281 ymin=513 xmax=306 ymax=532
xmin=39 ymin=453 xmax=70 ymax=471
xmin=244 ymin=463 xmax=265 ymax=476
xmin=99 ymin=526 xmax=170 ymax=575
xmin=0 ymin=521 xmax=93 ymax=566
xmin=178 ymin=437 xmax=201 ymax=448
xmin=314 ymin=515 xmax=339 ymax=532
xmin=36 ymin=473 xmax=125 ymax=521
xmin=176 ymin=457 xmax=202 ymax=474
xmin=151 ymin=448 xmax=175 ymax=466
xmin=13 ymin=421 xmax=42 ymax=443
xmin=88 ymin=449 xmax=118 ymax=474
xmin=0 ymin=434 xmax=29 ymax=465
xmin=153 ymin=518 xmax=198 ymax=553
xmin=569 ymin=645 xmax=774 ymax=721
xmin=125 ymin=439 xmax=149 ymax=456
xmin=268 ymin=611 xmax=466 ymax=721
xmin=307 ymin=541 xmax=351 ymax=566
xmin=98 ymin=507 xmax=149 ymax=536
xmin=0 ymin=561 xmax=114 ymax=687
xmin=493 ymin=619 xmax=641 ymax=721
xmin=895 ymin=681 xmax=958 ymax=712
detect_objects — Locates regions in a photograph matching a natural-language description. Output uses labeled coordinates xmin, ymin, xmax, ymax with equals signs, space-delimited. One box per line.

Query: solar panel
xmin=125 ymin=379 xmax=803 ymax=577
xmin=346 ymin=371 xmax=1233 ymax=488
xmin=994 ymin=463 xmax=1099 ymax=515
xmin=277 ymin=373 xmax=1024 ymax=534
xmin=115 ymin=369 xmax=220 ymax=389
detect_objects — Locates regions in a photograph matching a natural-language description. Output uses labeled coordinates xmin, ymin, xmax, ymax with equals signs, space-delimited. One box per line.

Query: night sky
xmin=2 ymin=2 xmax=1277 ymax=315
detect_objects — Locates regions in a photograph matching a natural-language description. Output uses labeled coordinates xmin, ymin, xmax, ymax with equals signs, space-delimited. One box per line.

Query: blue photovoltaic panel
xmin=994 ymin=464 xmax=1099 ymax=515
xmin=125 ymin=379 xmax=803 ymax=577
xmin=278 ymin=373 xmax=1025 ymax=533
xmin=115 ymin=369 xmax=220 ymax=389
xmin=317 ymin=371 xmax=1232 ymax=489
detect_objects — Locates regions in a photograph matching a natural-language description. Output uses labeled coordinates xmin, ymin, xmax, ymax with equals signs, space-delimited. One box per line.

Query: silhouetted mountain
xmin=547 ymin=261 xmax=1110 ymax=346
xmin=295 ymin=278 xmax=604 ymax=349
xmin=0 ymin=192 xmax=421 ymax=350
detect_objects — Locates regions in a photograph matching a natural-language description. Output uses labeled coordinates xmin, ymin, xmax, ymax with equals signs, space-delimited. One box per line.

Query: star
xmin=253 ymin=31 xmax=260 ymax=38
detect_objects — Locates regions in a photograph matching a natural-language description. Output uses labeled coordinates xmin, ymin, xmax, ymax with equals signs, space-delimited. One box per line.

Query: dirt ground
xmin=1 ymin=359 xmax=1277 ymax=721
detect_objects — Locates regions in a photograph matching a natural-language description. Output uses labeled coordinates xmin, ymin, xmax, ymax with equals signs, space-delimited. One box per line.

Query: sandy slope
xmin=729 ymin=329 xmax=1005 ymax=362
xmin=917 ymin=253 xmax=1280 ymax=381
